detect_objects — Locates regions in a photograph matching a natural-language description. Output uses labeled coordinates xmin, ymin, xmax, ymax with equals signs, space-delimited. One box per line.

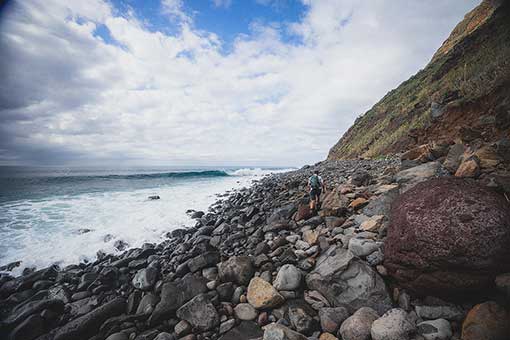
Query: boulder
xmin=320 ymin=186 xmax=350 ymax=216
xmin=132 ymin=265 xmax=158 ymax=291
xmin=54 ymin=298 xmax=126 ymax=340
xmin=455 ymin=156 xmax=481 ymax=178
xmin=461 ymin=301 xmax=510 ymax=340
xmin=263 ymin=323 xmax=307 ymax=340
xmin=306 ymin=246 xmax=391 ymax=315
xmin=234 ymin=303 xmax=258 ymax=321
xmin=8 ymin=313 xmax=45 ymax=340
xmin=370 ymin=308 xmax=415 ymax=340
xmin=218 ymin=256 xmax=255 ymax=286
xmin=394 ymin=162 xmax=440 ymax=192
xmin=187 ymin=251 xmax=220 ymax=273
xmin=273 ymin=264 xmax=302 ymax=291
xmin=319 ymin=307 xmax=349 ymax=334
xmin=294 ymin=202 xmax=313 ymax=221
xmin=176 ymin=294 xmax=220 ymax=331
xmin=348 ymin=238 xmax=381 ymax=258
xmin=150 ymin=274 xmax=208 ymax=326
xmin=417 ymin=319 xmax=452 ymax=340
xmin=443 ymin=144 xmax=465 ymax=173
xmin=219 ymin=321 xmax=263 ymax=340
xmin=247 ymin=277 xmax=284 ymax=309
xmin=287 ymin=299 xmax=317 ymax=335
xmin=339 ymin=307 xmax=379 ymax=340
xmin=385 ymin=178 xmax=510 ymax=295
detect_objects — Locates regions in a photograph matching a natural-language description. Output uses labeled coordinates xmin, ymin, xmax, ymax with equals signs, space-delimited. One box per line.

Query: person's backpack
xmin=310 ymin=175 xmax=320 ymax=189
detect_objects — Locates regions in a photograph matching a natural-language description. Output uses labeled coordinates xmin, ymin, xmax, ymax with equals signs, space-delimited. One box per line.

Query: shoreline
xmin=1 ymin=156 xmax=509 ymax=340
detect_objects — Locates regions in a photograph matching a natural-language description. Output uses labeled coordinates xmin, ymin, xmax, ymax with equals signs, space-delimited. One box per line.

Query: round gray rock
xmin=273 ymin=264 xmax=302 ymax=291
xmin=371 ymin=308 xmax=416 ymax=340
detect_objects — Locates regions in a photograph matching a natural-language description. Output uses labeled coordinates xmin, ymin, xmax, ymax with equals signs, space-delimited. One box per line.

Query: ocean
xmin=0 ymin=166 xmax=293 ymax=275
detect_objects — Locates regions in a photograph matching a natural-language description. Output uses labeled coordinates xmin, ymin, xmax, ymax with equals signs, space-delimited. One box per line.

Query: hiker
xmin=308 ymin=170 xmax=325 ymax=211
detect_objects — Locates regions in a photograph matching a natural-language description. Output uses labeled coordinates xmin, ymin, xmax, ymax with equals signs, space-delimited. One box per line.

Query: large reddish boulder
xmin=385 ymin=177 xmax=510 ymax=295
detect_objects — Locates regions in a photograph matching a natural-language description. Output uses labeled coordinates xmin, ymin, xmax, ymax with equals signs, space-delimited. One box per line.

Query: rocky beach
xmin=1 ymin=137 xmax=509 ymax=340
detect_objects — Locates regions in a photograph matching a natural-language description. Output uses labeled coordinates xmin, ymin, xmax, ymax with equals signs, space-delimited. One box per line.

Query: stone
xmin=417 ymin=319 xmax=452 ymax=340
xmin=455 ymin=157 xmax=481 ymax=178
xmin=348 ymin=198 xmax=368 ymax=210
xmin=306 ymin=246 xmax=391 ymax=315
xmin=319 ymin=333 xmax=338 ymax=340
xmin=320 ymin=186 xmax=350 ymax=216
xmin=220 ymin=319 xmax=236 ymax=334
xmin=370 ymin=308 xmax=416 ymax=340
xmin=348 ymin=238 xmax=381 ymax=258
xmin=4 ymin=298 xmax=65 ymax=326
xmin=443 ymin=144 xmax=465 ymax=173
xmin=495 ymin=273 xmax=510 ymax=297
xmin=150 ymin=274 xmax=208 ymax=326
xmin=263 ymin=323 xmax=307 ymax=340
xmin=475 ymin=145 xmax=502 ymax=169
xmin=132 ymin=265 xmax=159 ymax=291
xmin=273 ymin=264 xmax=302 ymax=291
xmin=287 ymin=299 xmax=317 ymax=335
xmin=415 ymin=305 xmax=463 ymax=321
xmin=218 ymin=321 xmax=263 ymax=340
xmin=8 ymin=313 xmax=45 ymax=340
xmin=385 ymin=178 xmax=510 ymax=295
xmin=174 ymin=320 xmax=192 ymax=337
xmin=350 ymin=171 xmax=372 ymax=186
xmin=218 ymin=256 xmax=255 ymax=285
xmin=136 ymin=293 xmax=160 ymax=315
xmin=54 ymin=298 xmax=126 ymax=340
xmin=247 ymin=277 xmax=284 ymax=309
xmin=105 ymin=332 xmax=129 ymax=340
xmin=154 ymin=333 xmax=175 ymax=340
xmin=360 ymin=215 xmax=384 ymax=232
xmin=394 ymin=162 xmax=440 ymax=192
xmin=294 ymin=202 xmax=313 ymax=221
xmin=339 ymin=307 xmax=379 ymax=340
xmin=235 ymin=303 xmax=258 ymax=321
xmin=176 ymin=294 xmax=220 ymax=331
xmin=302 ymin=230 xmax=319 ymax=245
xmin=217 ymin=282 xmax=235 ymax=301
xmin=461 ymin=301 xmax=510 ymax=340
xmin=187 ymin=251 xmax=220 ymax=272
xmin=319 ymin=307 xmax=349 ymax=334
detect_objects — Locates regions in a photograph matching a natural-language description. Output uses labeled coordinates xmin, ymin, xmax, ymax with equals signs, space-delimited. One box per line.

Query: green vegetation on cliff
xmin=328 ymin=0 xmax=510 ymax=160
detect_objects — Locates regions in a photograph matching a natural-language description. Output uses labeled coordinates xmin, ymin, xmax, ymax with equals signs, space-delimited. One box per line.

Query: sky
xmin=0 ymin=0 xmax=480 ymax=167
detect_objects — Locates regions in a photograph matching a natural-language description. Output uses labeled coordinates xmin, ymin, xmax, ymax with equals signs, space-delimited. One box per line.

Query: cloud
xmin=211 ymin=0 xmax=233 ymax=9
xmin=0 ymin=0 xmax=480 ymax=166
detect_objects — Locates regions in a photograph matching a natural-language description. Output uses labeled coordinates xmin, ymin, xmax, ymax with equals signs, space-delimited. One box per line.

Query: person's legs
xmin=309 ymin=189 xmax=316 ymax=210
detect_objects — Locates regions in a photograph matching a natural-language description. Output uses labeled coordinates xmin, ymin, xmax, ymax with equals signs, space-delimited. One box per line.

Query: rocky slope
xmin=1 ymin=149 xmax=509 ymax=340
xmin=328 ymin=0 xmax=510 ymax=160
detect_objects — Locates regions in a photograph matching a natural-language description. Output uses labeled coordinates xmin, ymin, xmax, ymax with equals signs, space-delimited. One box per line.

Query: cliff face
xmin=328 ymin=0 xmax=510 ymax=160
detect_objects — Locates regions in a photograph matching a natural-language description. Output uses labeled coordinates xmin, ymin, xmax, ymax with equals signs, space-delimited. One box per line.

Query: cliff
xmin=328 ymin=0 xmax=510 ymax=160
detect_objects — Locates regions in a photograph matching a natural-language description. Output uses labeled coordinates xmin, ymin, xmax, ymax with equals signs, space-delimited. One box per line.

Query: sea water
xmin=0 ymin=166 xmax=293 ymax=275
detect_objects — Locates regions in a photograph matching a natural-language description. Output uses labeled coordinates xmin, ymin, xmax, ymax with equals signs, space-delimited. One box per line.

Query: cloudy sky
xmin=0 ymin=0 xmax=479 ymax=167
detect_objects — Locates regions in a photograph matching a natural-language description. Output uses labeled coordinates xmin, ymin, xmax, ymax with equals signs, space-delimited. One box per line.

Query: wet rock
xmin=319 ymin=307 xmax=349 ymax=334
xmin=234 ymin=303 xmax=258 ymax=321
xmin=385 ymin=178 xmax=510 ymax=295
xmin=339 ymin=307 xmax=379 ymax=340
xmin=218 ymin=256 xmax=255 ymax=286
xmin=417 ymin=319 xmax=452 ymax=340
xmin=306 ymin=246 xmax=391 ymax=314
xmin=113 ymin=240 xmax=129 ymax=251
xmin=273 ymin=264 xmax=302 ymax=291
xmin=370 ymin=308 xmax=416 ymax=340
xmin=4 ymin=298 xmax=64 ymax=326
xmin=176 ymin=294 xmax=220 ymax=331
xmin=461 ymin=301 xmax=510 ymax=340
xmin=247 ymin=277 xmax=284 ymax=309
xmin=54 ymin=297 xmax=126 ymax=340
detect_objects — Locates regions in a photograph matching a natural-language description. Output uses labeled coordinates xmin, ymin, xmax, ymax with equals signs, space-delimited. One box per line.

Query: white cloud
xmin=0 ymin=0 xmax=480 ymax=166
xmin=211 ymin=0 xmax=233 ymax=9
